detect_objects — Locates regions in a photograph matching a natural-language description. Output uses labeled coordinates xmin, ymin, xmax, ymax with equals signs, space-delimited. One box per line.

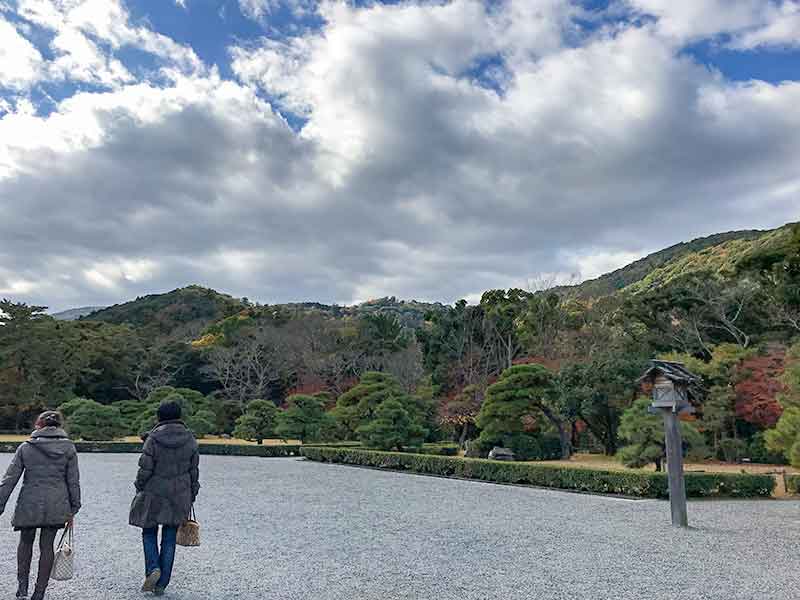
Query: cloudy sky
xmin=1 ymin=0 xmax=799 ymax=311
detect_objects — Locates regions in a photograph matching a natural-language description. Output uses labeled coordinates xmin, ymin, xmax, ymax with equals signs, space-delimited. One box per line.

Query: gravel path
xmin=0 ymin=454 xmax=798 ymax=600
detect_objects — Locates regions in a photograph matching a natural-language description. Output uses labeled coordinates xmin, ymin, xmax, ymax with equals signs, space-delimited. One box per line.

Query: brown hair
xmin=35 ymin=411 xmax=63 ymax=429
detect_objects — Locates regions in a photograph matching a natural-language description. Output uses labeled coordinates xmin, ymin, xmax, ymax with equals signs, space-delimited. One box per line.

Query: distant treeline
xmin=1 ymin=222 xmax=798 ymax=467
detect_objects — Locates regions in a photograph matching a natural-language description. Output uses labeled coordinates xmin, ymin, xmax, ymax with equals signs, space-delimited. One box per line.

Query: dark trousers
xmin=142 ymin=526 xmax=178 ymax=590
xmin=17 ymin=527 xmax=59 ymax=597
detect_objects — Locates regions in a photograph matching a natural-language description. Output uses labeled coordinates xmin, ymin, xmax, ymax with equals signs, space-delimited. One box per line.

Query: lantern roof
xmin=638 ymin=360 xmax=705 ymax=400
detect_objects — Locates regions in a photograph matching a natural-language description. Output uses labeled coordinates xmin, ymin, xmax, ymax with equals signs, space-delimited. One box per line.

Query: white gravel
xmin=0 ymin=454 xmax=798 ymax=600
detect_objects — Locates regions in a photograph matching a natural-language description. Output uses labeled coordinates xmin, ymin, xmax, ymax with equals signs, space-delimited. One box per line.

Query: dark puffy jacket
xmin=0 ymin=427 xmax=81 ymax=530
xmin=129 ymin=420 xmax=200 ymax=529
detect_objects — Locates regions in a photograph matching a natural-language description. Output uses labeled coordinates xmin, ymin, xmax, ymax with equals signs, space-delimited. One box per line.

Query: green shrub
xmin=67 ymin=401 xmax=127 ymax=441
xmin=59 ymin=397 xmax=96 ymax=419
xmin=186 ymin=410 xmax=216 ymax=439
xmin=507 ymin=434 xmax=562 ymax=461
xmin=786 ymin=474 xmax=800 ymax=495
xmin=233 ymin=400 xmax=278 ymax=444
xmin=618 ymin=397 xmax=706 ymax=470
xmin=719 ymin=438 xmax=748 ymax=463
xmin=748 ymin=432 xmax=787 ymax=465
xmin=112 ymin=399 xmax=149 ymax=432
xmin=356 ymin=399 xmax=426 ymax=450
xmin=301 ymin=447 xmax=776 ymax=498
xmin=194 ymin=444 xmax=302 ymax=457
xmin=275 ymin=394 xmax=337 ymax=443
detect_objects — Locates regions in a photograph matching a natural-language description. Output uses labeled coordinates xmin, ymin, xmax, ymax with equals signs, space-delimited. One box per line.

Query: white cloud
xmin=83 ymin=257 xmax=159 ymax=290
xmin=626 ymin=0 xmax=766 ymax=41
xmin=733 ymin=1 xmax=800 ymax=49
xmin=0 ymin=74 xmax=233 ymax=178
xmin=626 ymin=0 xmax=800 ymax=49
xmin=50 ymin=26 xmax=134 ymax=86
xmin=1 ymin=0 xmax=799 ymax=311
xmin=238 ymin=0 xmax=318 ymax=21
xmin=8 ymin=0 xmax=202 ymax=89
xmin=0 ymin=16 xmax=45 ymax=89
xmin=562 ymin=250 xmax=646 ymax=282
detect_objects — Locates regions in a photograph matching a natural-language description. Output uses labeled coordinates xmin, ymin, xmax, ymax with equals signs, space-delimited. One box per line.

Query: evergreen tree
xmin=334 ymin=372 xmax=421 ymax=438
xmin=186 ymin=409 xmax=217 ymax=438
xmin=476 ymin=364 xmax=571 ymax=459
xmin=357 ymin=399 xmax=426 ymax=451
xmin=617 ymin=397 xmax=705 ymax=471
xmin=67 ymin=400 xmax=127 ymax=441
xmin=233 ymin=399 xmax=278 ymax=444
xmin=766 ymin=342 xmax=800 ymax=465
xmin=275 ymin=394 xmax=336 ymax=443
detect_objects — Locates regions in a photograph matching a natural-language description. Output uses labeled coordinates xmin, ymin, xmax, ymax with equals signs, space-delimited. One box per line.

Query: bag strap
xmin=56 ymin=522 xmax=73 ymax=550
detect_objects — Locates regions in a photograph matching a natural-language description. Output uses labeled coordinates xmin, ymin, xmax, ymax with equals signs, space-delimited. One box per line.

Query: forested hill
xmin=553 ymin=228 xmax=771 ymax=300
xmin=71 ymin=223 xmax=796 ymax=333
xmin=82 ymin=285 xmax=445 ymax=337
xmin=83 ymin=285 xmax=245 ymax=337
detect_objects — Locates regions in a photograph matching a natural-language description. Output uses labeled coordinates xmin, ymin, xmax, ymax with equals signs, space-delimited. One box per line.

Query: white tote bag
xmin=51 ymin=522 xmax=74 ymax=581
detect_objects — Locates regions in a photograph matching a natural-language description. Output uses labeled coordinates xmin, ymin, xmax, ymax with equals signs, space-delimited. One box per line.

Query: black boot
xmin=30 ymin=590 xmax=44 ymax=600
xmin=16 ymin=579 xmax=28 ymax=599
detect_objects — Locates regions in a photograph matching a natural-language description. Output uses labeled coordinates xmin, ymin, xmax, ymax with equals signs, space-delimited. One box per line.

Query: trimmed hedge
xmin=0 ymin=441 xmax=302 ymax=457
xmin=196 ymin=444 xmax=302 ymax=457
xmin=301 ymin=447 xmax=777 ymax=499
xmin=414 ymin=443 xmax=460 ymax=456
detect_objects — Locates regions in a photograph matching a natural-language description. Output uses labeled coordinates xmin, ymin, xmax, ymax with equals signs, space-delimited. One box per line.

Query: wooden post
xmin=661 ymin=409 xmax=688 ymax=528
xmin=640 ymin=360 xmax=699 ymax=527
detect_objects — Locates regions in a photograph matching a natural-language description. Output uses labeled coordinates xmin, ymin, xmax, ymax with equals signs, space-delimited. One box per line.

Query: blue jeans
xmin=142 ymin=526 xmax=178 ymax=589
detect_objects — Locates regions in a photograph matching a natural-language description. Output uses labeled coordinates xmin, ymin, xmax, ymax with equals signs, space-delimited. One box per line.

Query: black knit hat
xmin=157 ymin=401 xmax=182 ymax=422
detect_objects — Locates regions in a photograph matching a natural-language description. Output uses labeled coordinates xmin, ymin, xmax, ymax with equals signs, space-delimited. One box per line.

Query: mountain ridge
xmin=552 ymin=228 xmax=771 ymax=300
xmin=64 ymin=222 xmax=797 ymax=331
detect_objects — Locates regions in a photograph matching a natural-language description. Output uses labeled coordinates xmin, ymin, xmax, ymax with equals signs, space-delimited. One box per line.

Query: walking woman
xmin=129 ymin=401 xmax=199 ymax=596
xmin=0 ymin=411 xmax=81 ymax=600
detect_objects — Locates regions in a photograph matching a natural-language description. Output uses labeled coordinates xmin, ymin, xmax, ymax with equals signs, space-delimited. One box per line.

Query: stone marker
xmin=488 ymin=447 xmax=515 ymax=461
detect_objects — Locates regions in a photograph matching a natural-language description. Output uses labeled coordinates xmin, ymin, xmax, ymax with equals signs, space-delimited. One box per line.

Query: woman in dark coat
xmin=0 ymin=411 xmax=81 ymax=600
xmin=130 ymin=401 xmax=200 ymax=596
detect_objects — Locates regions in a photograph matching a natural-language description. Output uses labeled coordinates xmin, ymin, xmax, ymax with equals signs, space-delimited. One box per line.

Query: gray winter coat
xmin=129 ymin=420 xmax=200 ymax=529
xmin=0 ymin=428 xmax=81 ymax=530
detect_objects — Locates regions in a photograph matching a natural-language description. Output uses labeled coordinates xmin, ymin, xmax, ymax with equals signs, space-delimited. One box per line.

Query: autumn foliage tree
xmin=734 ymin=347 xmax=787 ymax=429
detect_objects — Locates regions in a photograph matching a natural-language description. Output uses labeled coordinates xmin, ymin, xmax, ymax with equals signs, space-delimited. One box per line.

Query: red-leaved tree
xmin=735 ymin=346 xmax=787 ymax=428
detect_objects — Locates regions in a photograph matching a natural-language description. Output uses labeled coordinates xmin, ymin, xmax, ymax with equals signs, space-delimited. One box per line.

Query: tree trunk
xmin=604 ymin=432 xmax=617 ymax=456
xmin=459 ymin=423 xmax=469 ymax=449
xmin=558 ymin=425 xmax=572 ymax=460
xmin=538 ymin=404 xmax=572 ymax=459
xmin=654 ymin=457 xmax=662 ymax=472
xmin=577 ymin=415 xmax=609 ymax=455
